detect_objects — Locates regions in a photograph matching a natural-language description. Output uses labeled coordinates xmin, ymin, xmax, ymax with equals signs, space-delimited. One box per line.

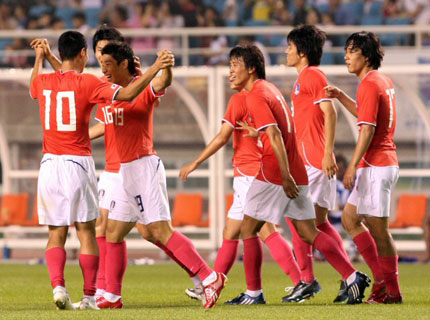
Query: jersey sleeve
xmin=30 ymin=75 xmax=40 ymax=99
xmin=134 ymin=81 xmax=164 ymax=109
xmin=84 ymin=74 xmax=122 ymax=105
xmin=223 ymin=95 xmax=244 ymax=128
xmin=308 ymin=69 xmax=331 ymax=105
xmin=357 ymin=82 xmax=379 ymax=127
xmin=246 ymin=92 xmax=277 ymax=131
xmin=95 ymin=105 xmax=105 ymax=124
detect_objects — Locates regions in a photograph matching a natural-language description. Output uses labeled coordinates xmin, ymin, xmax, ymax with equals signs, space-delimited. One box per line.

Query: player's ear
xmin=120 ymin=59 xmax=128 ymax=71
xmin=248 ymin=66 xmax=256 ymax=75
xmin=80 ymin=48 xmax=87 ymax=58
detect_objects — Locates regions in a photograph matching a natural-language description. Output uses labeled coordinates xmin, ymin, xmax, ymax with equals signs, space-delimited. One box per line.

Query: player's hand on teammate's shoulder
xmin=237 ymin=120 xmax=258 ymax=138
xmin=179 ymin=162 xmax=198 ymax=181
xmin=324 ymin=85 xmax=342 ymax=99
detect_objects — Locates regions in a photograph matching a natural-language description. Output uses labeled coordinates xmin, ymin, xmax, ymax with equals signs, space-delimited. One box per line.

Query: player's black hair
xmin=229 ymin=45 xmax=266 ymax=79
xmin=287 ymin=24 xmax=326 ymax=66
xmin=58 ymin=31 xmax=87 ymax=61
xmin=345 ymin=31 xmax=384 ymax=70
xmin=101 ymin=42 xmax=136 ymax=75
xmin=92 ymin=25 xmax=125 ymax=53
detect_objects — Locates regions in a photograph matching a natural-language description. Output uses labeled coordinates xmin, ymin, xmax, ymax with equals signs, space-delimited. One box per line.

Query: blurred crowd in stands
xmin=0 ymin=0 xmax=429 ymax=67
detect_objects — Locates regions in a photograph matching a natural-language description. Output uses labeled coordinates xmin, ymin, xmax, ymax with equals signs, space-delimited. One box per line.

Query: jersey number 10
xmin=43 ymin=90 xmax=76 ymax=131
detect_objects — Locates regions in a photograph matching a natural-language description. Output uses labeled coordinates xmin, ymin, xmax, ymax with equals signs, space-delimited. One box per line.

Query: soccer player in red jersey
xmin=30 ymin=30 xmax=173 ymax=310
xmin=285 ymin=25 xmax=351 ymax=302
xmin=179 ymin=48 xmax=302 ymax=304
xmin=95 ymin=42 xmax=226 ymax=309
xmin=325 ymin=32 xmax=402 ymax=304
xmin=225 ymin=45 xmax=370 ymax=305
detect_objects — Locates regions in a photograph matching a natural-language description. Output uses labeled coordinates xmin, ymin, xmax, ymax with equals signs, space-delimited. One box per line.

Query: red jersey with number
xmin=222 ymin=91 xmax=262 ymax=177
xmin=356 ymin=71 xmax=398 ymax=168
xmin=246 ymin=80 xmax=308 ymax=186
xmin=111 ymin=79 xmax=165 ymax=163
xmin=95 ymin=106 xmax=121 ymax=172
xmin=30 ymin=70 xmax=121 ymax=156
xmin=291 ymin=66 xmax=333 ymax=169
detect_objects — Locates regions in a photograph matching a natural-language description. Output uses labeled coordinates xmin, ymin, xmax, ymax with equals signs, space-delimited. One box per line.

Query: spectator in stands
xmin=179 ymin=0 xmax=199 ymax=27
xmin=3 ymin=38 xmax=30 ymax=68
xmin=38 ymin=11 xmax=55 ymax=30
xmin=110 ymin=5 xmax=129 ymax=29
xmin=251 ymin=0 xmax=274 ymax=23
xmin=50 ymin=17 xmax=66 ymax=30
xmin=271 ymin=1 xmax=293 ymax=26
xmin=328 ymin=0 xmax=355 ymax=25
xmin=306 ymin=7 xmax=322 ymax=25
xmin=72 ymin=11 xmax=90 ymax=32
xmin=200 ymin=6 xmax=228 ymax=66
xmin=14 ymin=3 xmax=29 ymax=29
xmin=293 ymin=0 xmax=309 ymax=25
xmin=383 ymin=0 xmax=400 ymax=18
xmin=0 ymin=1 xmax=18 ymax=30
xmin=223 ymin=0 xmax=239 ymax=25
xmin=398 ymin=0 xmax=430 ymax=25
xmin=156 ymin=1 xmax=184 ymax=51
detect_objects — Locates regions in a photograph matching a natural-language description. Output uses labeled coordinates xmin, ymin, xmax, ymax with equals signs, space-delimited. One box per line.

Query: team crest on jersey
xmin=294 ymin=83 xmax=300 ymax=96
xmin=111 ymin=84 xmax=118 ymax=89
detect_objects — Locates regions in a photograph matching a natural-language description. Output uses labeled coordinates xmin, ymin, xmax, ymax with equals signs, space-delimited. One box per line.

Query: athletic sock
xmin=105 ymin=241 xmax=127 ymax=296
xmin=317 ymin=221 xmax=349 ymax=259
xmin=154 ymin=240 xmax=196 ymax=277
xmin=46 ymin=247 xmax=66 ymax=288
xmin=313 ymin=231 xmax=356 ymax=280
xmin=243 ymin=237 xmax=263 ymax=291
xmin=96 ymin=236 xmax=106 ymax=290
xmin=245 ymin=289 xmax=263 ymax=297
xmin=214 ymin=238 xmax=239 ymax=275
xmin=166 ymin=231 xmax=213 ymax=281
xmin=379 ymin=255 xmax=401 ymax=296
xmin=286 ymin=218 xmax=315 ymax=283
xmin=104 ymin=292 xmax=121 ymax=303
xmin=79 ymin=254 xmax=99 ymax=296
xmin=353 ymin=231 xmax=384 ymax=283
xmin=264 ymin=232 xmax=301 ymax=285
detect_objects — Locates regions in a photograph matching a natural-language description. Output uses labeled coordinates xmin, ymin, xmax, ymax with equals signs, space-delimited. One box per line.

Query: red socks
xmin=286 ymin=218 xmax=315 ymax=283
xmin=243 ymin=237 xmax=263 ymax=290
xmin=265 ymin=232 xmax=301 ymax=285
xmin=96 ymin=236 xmax=106 ymax=290
xmin=317 ymin=221 xmax=349 ymax=259
xmin=379 ymin=256 xmax=401 ymax=296
xmin=353 ymin=231 xmax=384 ymax=283
xmin=46 ymin=247 xmax=66 ymax=288
xmin=79 ymin=254 xmax=99 ymax=296
xmin=214 ymin=239 xmax=239 ymax=275
xmin=105 ymin=241 xmax=128 ymax=296
xmin=154 ymin=241 xmax=196 ymax=277
xmin=166 ymin=231 xmax=212 ymax=281
xmin=313 ymin=231 xmax=356 ymax=280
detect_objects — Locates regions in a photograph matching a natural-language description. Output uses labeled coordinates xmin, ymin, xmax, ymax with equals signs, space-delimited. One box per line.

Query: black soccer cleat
xmin=346 ymin=271 xmax=371 ymax=305
xmin=225 ymin=292 xmax=266 ymax=305
xmin=282 ymin=279 xmax=322 ymax=303
xmin=333 ymin=280 xmax=348 ymax=303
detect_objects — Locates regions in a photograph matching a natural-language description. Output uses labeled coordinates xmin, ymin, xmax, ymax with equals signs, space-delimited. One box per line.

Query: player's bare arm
xmin=179 ymin=123 xmax=234 ymax=181
xmin=30 ymin=38 xmax=61 ymax=71
xmin=30 ymin=44 xmax=45 ymax=88
xmin=237 ymin=120 xmax=258 ymax=138
xmin=152 ymin=67 xmax=173 ymax=94
xmin=115 ymin=50 xmax=174 ymax=101
xmin=89 ymin=122 xmax=105 ymax=140
xmin=324 ymin=85 xmax=358 ymax=118
xmin=343 ymin=124 xmax=375 ymax=190
xmin=320 ymin=100 xmax=338 ymax=179
xmin=265 ymin=125 xmax=299 ymax=199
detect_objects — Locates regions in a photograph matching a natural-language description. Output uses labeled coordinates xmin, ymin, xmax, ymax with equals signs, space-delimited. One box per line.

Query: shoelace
xmin=284 ymin=286 xmax=294 ymax=295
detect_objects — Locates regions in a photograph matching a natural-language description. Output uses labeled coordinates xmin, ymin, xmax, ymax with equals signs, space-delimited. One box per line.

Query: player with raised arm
xmin=325 ymin=31 xmax=402 ymax=304
xmin=283 ymin=25 xmax=351 ymax=303
xmin=225 ymin=45 xmax=370 ymax=305
xmin=179 ymin=46 xmax=303 ymax=305
xmin=94 ymin=42 xmax=226 ymax=309
xmin=30 ymin=30 xmax=172 ymax=310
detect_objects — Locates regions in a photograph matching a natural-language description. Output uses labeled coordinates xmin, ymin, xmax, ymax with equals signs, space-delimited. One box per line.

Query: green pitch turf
xmin=0 ymin=262 xmax=428 ymax=319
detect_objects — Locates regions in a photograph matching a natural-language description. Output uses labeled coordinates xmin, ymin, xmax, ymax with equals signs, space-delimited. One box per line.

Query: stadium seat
xmin=390 ymin=194 xmax=428 ymax=228
xmin=343 ymin=2 xmax=364 ymax=24
xmin=55 ymin=7 xmax=80 ymax=29
xmin=368 ymin=1 xmax=384 ymax=17
xmin=85 ymin=7 xmax=102 ymax=28
xmin=321 ymin=52 xmax=335 ymax=65
xmin=0 ymin=193 xmax=29 ymax=226
xmin=225 ymin=193 xmax=234 ymax=215
xmin=381 ymin=18 xmax=411 ymax=46
xmin=361 ymin=15 xmax=383 ymax=25
xmin=172 ymin=193 xmax=208 ymax=227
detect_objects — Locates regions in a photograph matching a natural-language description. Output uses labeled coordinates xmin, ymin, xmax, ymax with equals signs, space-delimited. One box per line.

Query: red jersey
xmin=112 ymin=79 xmax=164 ymax=163
xmin=356 ymin=71 xmax=398 ymax=168
xmin=95 ymin=106 xmax=121 ymax=172
xmin=30 ymin=70 xmax=121 ymax=156
xmin=291 ymin=66 xmax=332 ymax=169
xmin=222 ymin=91 xmax=262 ymax=177
xmin=246 ymin=80 xmax=308 ymax=186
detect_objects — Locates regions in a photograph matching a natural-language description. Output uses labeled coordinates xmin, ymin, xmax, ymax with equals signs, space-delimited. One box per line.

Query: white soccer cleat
xmin=53 ymin=286 xmax=75 ymax=310
xmin=78 ymin=296 xmax=100 ymax=310
xmin=185 ymin=284 xmax=203 ymax=301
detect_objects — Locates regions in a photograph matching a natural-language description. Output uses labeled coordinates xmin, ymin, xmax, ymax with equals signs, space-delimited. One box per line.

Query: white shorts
xmin=118 ymin=155 xmax=171 ymax=225
xmin=227 ymin=175 xmax=255 ymax=221
xmin=37 ymin=154 xmax=99 ymax=226
xmin=98 ymin=171 xmax=121 ymax=210
xmin=347 ymin=166 xmax=399 ymax=218
xmin=244 ymin=179 xmax=315 ymax=224
xmin=306 ymin=165 xmax=336 ymax=210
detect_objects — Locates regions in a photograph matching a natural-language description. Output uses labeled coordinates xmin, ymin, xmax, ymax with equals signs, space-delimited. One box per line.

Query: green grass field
xmin=0 ymin=262 xmax=429 ymax=319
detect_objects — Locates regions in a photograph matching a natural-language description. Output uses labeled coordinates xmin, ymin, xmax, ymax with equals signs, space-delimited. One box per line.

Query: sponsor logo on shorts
xmin=99 ymin=189 xmax=105 ymax=200
xmin=110 ymin=201 xmax=116 ymax=210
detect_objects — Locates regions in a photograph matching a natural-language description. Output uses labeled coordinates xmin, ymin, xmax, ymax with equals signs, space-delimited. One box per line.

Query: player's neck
xmin=295 ymin=60 xmax=308 ymax=74
xmin=118 ymin=74 xmax=134 ymax=87
xmin=61 ymin=60 xmax=83 ymax=73
xmin=244 ymin=74 xmax=259 ymax=91
xmin=357 ymin=66 xmax=374 ymax=81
